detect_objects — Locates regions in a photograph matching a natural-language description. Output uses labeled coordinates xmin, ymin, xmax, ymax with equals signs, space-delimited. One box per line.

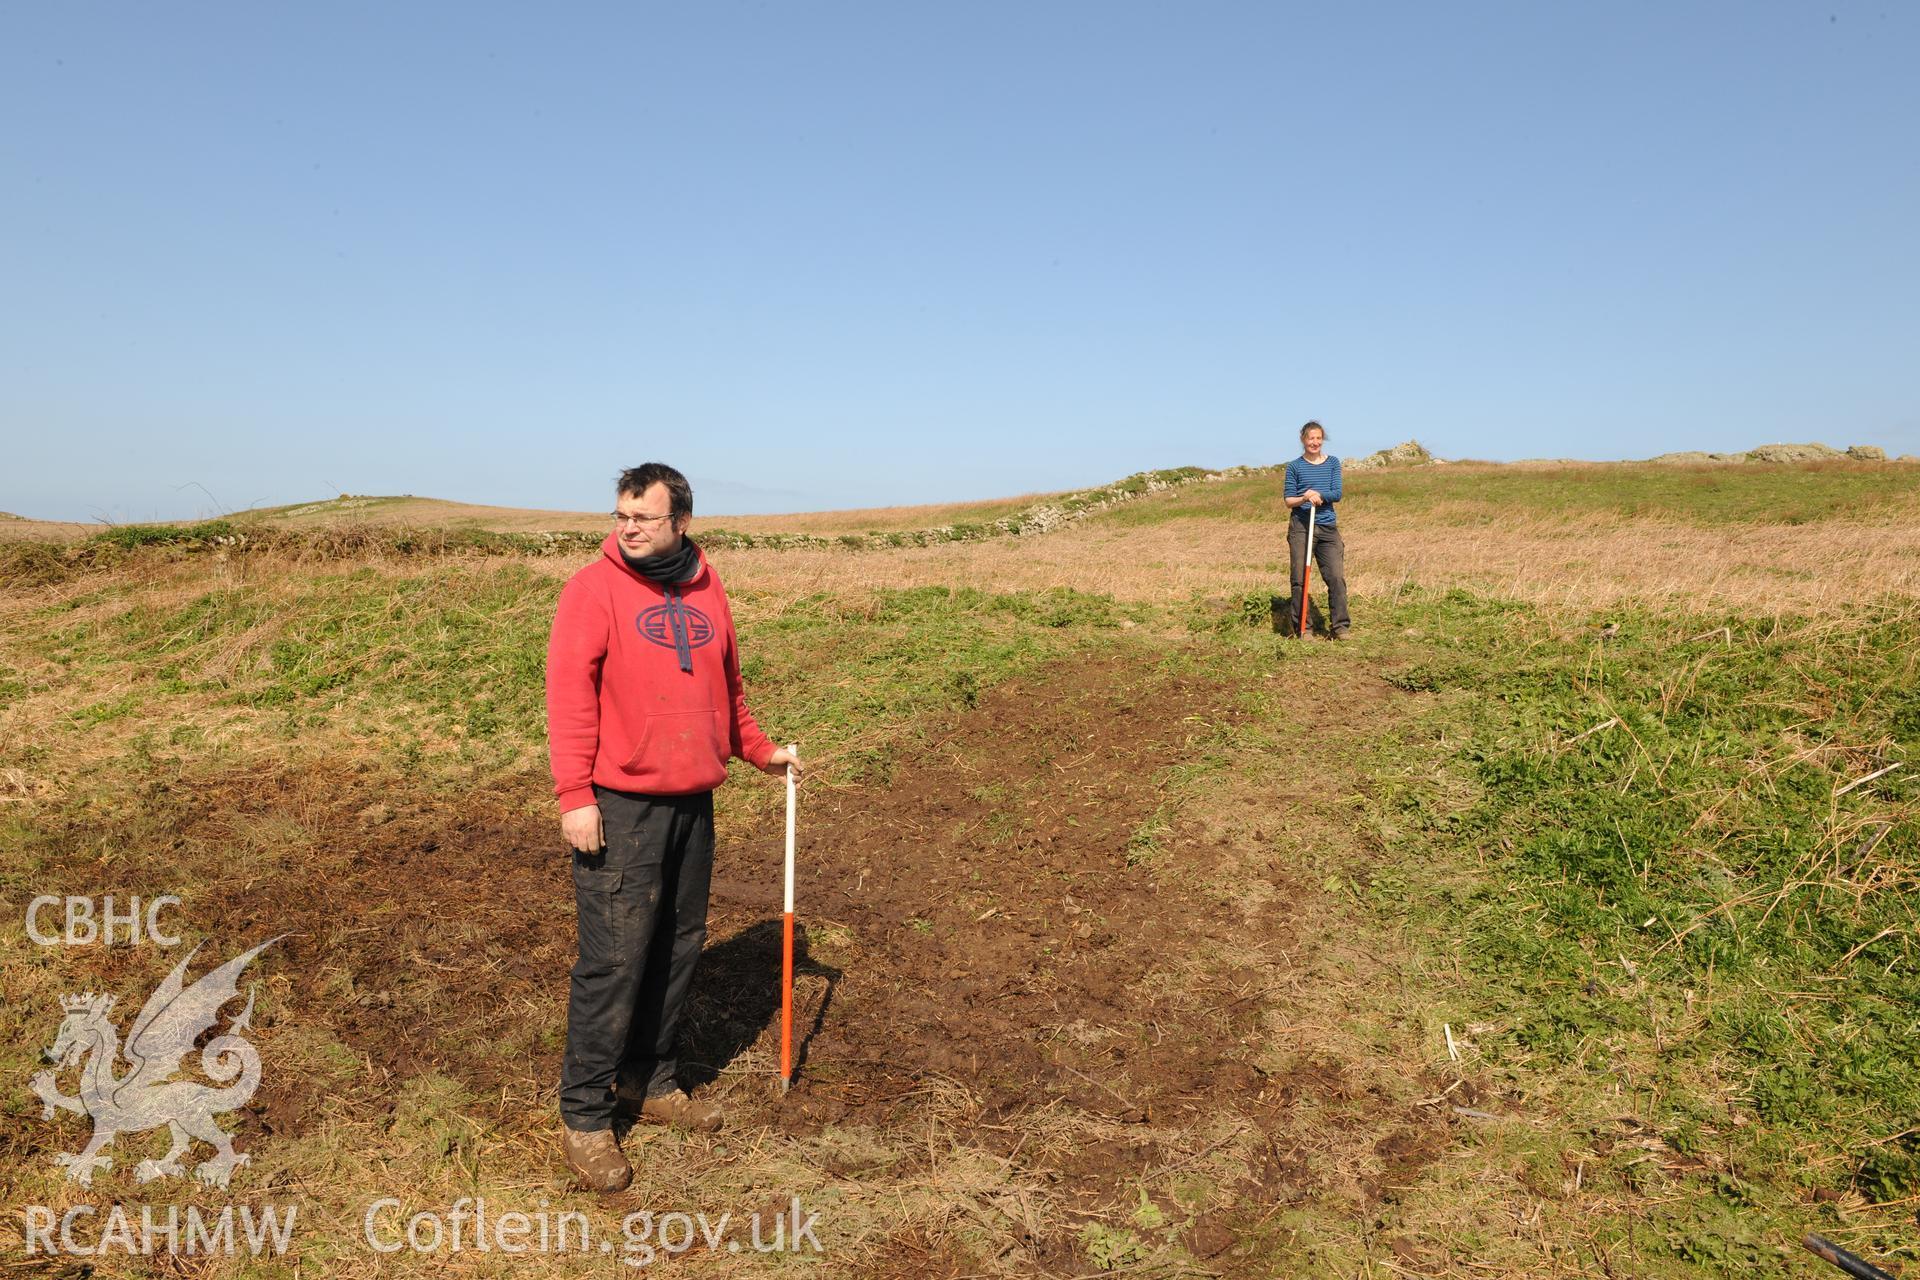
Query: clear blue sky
xmin=4 ymin=2 xmax=1916 ymax=522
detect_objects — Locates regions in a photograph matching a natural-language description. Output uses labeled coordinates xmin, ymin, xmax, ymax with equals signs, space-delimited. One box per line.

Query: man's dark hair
xmin=1300 ymin=420 xmax=1327 ymax=441
xmin=616 ymin=462 xmax=694 ymax=520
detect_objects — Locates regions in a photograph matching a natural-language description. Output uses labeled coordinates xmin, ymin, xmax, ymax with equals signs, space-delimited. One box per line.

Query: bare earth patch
xmin=6 ymin=646 xmax=1467 ymax=1276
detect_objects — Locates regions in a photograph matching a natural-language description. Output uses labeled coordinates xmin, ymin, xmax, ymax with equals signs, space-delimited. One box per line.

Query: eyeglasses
xmin=610 ymin=511 xmax=675 ymax=528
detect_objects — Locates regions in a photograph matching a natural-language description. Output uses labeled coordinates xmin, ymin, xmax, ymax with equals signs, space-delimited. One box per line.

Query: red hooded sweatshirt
xmin=546 ymin=533 xmax=777 ymax=811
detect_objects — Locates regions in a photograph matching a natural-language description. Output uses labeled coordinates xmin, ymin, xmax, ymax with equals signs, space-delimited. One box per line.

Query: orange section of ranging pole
xmin=780 ymin=912 xmax=794 ymax=1086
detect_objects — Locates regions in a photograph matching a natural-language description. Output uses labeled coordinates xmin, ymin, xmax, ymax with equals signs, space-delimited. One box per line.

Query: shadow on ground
xmin=682 ymin=918 xmax=841 ymax=1089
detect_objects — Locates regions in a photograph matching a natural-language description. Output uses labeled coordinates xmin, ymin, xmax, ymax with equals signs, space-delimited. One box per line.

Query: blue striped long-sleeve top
xmin=1284 ymin=455 xmax=1342 ymax=526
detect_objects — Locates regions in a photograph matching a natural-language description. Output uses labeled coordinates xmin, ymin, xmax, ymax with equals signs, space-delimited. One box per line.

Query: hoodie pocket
xmin=621 ymin=709 xmax=726 ymax=785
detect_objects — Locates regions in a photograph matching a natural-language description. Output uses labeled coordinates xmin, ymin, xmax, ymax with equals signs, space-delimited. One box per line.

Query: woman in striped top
xmin=1283 ymin=420 xmax=1350 ymax=638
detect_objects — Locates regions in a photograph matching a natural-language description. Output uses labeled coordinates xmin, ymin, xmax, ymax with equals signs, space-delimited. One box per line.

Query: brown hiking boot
xmin=632 ymin=1089 xmax=723 ymax=1133
xmin=561 ymin=1125 xmax=633 ymax=1193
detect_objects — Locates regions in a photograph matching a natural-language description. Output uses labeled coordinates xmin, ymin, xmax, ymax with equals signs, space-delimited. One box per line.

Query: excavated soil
xmin=16 ymin=647 xmax=1451 ymax=1276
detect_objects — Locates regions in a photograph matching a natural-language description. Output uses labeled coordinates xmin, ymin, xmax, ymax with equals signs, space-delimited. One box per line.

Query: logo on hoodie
xmin=636 ymin=603 xmax=715 ymax=650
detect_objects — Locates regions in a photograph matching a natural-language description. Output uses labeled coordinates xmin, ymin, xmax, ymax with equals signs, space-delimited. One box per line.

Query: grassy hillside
xmin=2 ymin=457 xmax=1915 ymax=1276
xmin=238 ymin=493 xmax=606 ymax=531
xmin=235 ymin=492 xmax=1077 ymax=536
xmin=1095 ymin=458 xmax=1920 ymax=528
xmin=4 ymin=488 xmax=1081 ymax=542
xmin=12 ymin=455 xmax=1915 ymax=558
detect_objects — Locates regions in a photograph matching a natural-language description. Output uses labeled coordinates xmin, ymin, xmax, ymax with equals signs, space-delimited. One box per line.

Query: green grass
xmin=1362 ymin=459 xmax=1920 ymax=525
xmin=729 ymin=584 xmax=1145 ymax=796
xmin=1331 ymin=589 xmax=1919 ymax=1272
xmin=232 ymin=495 xmax=418 ymax=520
xmin=1096 ymin=459 xmax=1920 ymax=529
xmin=4 ymin=566 xmax=1143 ymax=807
xmin=90 ymin=519 xmax=244 ymax=549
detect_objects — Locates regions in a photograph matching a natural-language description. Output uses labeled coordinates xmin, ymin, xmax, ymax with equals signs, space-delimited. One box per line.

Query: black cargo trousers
xmin=559 ymin=784 xmax=715 ymax=1132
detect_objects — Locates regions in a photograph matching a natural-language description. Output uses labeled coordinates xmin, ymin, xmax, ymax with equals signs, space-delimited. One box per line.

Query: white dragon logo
xmin=31 ymin=938 xmax=279 ymax=1189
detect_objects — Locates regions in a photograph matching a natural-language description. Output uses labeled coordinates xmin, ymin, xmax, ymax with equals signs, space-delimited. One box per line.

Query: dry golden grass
xmin=705 ymin=511 xmax=1920 ymax=614
xmin=0 ymin=516 xmax=98 ymax=542
xmin=17 ymin=496 xmax=1908 ymax=623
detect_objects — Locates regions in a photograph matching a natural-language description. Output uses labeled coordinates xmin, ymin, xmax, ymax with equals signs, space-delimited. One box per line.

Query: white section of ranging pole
xmin=784 ymin=743 xmax=798 ymax=914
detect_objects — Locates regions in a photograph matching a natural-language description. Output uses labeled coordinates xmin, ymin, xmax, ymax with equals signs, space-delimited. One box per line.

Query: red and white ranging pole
xmin=780 ymin=743 xmax=798 ymax=1092
xmin=1298 ymin=503 xmax=1317 ymax=638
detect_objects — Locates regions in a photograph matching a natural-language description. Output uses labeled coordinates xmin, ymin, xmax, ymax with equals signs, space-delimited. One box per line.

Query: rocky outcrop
xmin=1647 ymin=442 xmax=1894 ymax=465
xmin=1745 ymin=443 xmax=1844 ymax=463
xmin=1346 ymin=440 xmax=1437 ymax=471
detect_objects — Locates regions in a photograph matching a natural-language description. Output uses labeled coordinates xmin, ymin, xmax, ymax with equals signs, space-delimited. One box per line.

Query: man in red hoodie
xmin=546 ymin=461 xmax=799 ymax=1193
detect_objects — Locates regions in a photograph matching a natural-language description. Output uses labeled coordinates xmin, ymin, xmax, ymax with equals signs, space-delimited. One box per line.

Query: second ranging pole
xmin=1298 ymin=505 xmax=1317 ymax=638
